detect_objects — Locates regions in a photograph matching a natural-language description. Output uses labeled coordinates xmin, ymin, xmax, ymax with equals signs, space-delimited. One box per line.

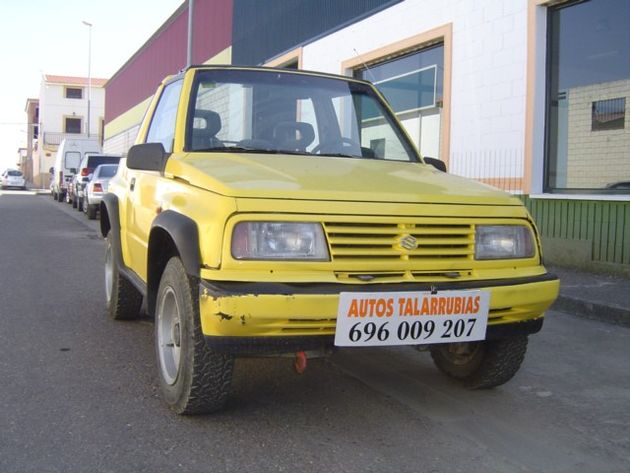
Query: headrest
xmin=273 ymin=121 xmax=315 ymax=149
xmin=193 ymin=110 xmax=222 ymax=137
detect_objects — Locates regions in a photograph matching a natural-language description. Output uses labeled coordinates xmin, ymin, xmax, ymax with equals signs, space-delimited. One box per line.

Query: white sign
xmin=335 ymin=290 xmax=490 ymax=347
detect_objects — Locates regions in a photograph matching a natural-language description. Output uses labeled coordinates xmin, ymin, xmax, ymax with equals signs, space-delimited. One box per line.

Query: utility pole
xmin=187 ymin=0 xmax=194 ymax=67
xmin=82 ymin=20 xmax=92 ymax=138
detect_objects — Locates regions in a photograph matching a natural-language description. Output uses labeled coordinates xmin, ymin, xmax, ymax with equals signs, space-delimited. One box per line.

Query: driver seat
xmin=191 ymin=110 xmax=222 ymax=150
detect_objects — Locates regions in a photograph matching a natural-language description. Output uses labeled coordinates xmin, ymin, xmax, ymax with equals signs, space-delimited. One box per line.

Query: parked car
xmin=71 ymin=154 xmax=121 ymax=211
xmin=51 ymin=138 xmax=101 ymax=202
xmin=1 ymin=169 xmax=26 ymax=190
xmin=84 ymin=164 xmax=118 ymax=219
xmin=606 ymin=181 xmax=630 ymax=190
xmin=102 ymin=65 xmax=560 ymax=415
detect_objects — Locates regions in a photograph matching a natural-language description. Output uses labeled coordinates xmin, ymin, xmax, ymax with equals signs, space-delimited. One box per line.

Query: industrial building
xmin=103 ymin=0 xmax=629 ymax=274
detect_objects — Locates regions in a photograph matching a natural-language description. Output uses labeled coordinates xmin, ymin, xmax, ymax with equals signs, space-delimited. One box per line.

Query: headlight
xmin=232 ymin=222 xmax=329 ymax=260
xmin=475 ymin=225 xmax=535 ymax=260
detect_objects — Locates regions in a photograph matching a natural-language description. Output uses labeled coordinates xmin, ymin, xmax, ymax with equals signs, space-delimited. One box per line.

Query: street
xmin=0 ymin=193 xmax=629 ymax=473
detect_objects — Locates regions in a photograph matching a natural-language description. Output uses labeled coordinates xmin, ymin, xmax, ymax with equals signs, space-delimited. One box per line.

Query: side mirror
xmin=126 ymin=143 xmax=167 ymax=171
xmin=423 ymin=157 xmax=447 ymax=173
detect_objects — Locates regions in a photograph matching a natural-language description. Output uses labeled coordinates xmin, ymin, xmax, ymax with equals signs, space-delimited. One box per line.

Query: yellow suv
xmin=101 ymin=66 xmax=559 ymax=415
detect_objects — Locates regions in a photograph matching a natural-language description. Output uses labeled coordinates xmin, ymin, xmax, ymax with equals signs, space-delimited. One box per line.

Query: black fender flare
xmin=149 ymin=210 xmax=201 ymax=278
xmin=147 ymin=211 xmax=201 ymax=316
xmin=100 ymin=193 xmax=123 ymax=267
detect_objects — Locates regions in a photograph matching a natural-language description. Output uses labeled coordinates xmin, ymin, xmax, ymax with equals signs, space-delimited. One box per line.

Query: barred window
xmin=592 ymin=98 xmax=625 ymax=131
xmin=66 ymin=87 xmax=83 ymax=99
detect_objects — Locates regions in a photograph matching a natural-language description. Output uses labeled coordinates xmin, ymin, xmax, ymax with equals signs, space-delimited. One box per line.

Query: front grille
xmin=324 ymin=221 xmax=474 ymax=262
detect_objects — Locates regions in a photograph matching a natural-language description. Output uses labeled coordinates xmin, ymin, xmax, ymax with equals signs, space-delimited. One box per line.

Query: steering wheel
xmin=312 ymin=137 xmax=362 ymax=155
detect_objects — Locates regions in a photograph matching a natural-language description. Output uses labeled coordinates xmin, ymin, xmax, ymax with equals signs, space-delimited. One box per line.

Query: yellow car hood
xmin=167 ymin=153 xmax=521 ymax=206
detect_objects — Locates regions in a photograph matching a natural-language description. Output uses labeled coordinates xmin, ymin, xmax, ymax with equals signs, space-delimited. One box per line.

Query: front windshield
xmin=187 ymin=69 xmax=418 ymax=161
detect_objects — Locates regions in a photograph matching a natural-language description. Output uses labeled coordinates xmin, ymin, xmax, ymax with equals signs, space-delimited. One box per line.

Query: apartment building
xmin=28 ymin=74 xmax=106 ymax=187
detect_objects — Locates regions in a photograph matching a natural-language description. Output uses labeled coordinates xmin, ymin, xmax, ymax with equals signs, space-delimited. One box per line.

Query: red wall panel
xmin=105 ymin=0 xmax=233 ymax=125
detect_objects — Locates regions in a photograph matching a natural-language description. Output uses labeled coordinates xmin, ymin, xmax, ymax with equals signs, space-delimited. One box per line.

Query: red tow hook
xmin=294 ymin=351 xmax=307 ymax=374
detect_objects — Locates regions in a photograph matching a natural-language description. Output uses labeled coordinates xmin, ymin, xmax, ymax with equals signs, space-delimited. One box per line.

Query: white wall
xmin=34 ymin=78 xmax=106 ymax=187
xmin=39 ymin=81 xmax=105 ymax=138
xmin=302 ymin=0 xmax=529 ymax=181
xmin=103 ymin=125 xmax=140 ymax=155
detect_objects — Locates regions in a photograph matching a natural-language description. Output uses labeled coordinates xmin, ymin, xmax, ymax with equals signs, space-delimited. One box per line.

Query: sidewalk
xmin=549 ymin=265 xmax=630 ymax=328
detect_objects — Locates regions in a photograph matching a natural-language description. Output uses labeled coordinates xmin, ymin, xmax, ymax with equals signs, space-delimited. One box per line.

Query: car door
xmin=124 ymin=79 xmax=183 ymax=281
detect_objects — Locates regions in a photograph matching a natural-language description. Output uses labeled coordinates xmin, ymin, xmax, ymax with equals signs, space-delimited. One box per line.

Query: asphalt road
xmin=1 ymin=192 xmax=629 ymax=473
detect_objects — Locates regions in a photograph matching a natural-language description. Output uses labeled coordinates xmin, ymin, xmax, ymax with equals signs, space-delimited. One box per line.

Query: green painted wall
xmin=520 ymin=196 xmax=630 ymax=276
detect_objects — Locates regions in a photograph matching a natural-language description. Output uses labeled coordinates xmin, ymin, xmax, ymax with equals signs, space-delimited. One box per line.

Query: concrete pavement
xmin=550 ymin=265 xmax=630 ymax=328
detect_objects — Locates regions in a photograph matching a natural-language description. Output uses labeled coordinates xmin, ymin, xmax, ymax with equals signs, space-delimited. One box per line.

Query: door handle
xmin=130 ymin=177 xmax=136 ymax=191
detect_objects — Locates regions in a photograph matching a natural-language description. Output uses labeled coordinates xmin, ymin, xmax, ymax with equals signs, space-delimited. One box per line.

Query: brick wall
xmin=566 ymin=79 xmax=630 ymax=189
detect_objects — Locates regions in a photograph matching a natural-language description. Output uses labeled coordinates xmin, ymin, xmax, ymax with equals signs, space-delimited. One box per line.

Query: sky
xmin=0 ymin=0 xmax=183 ymax=171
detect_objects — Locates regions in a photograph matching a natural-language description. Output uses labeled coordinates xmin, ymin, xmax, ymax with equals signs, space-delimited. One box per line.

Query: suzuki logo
xmin=398 ymin=234 xmax=418 ymax=251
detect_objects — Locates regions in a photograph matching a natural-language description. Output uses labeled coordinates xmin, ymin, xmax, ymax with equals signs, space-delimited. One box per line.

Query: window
xmin=592 ymin=98 xmax=625 ymax=131
xmin=354 ymin=44 xmax=444 ymax=159
xmin=65 ymin=152 xmax=81 ymax=170
xmin=545 ymin=0 xmax=630 ymax=192
xmin=65 ymin=117 xmax=82 ymax=134
xmin=66 ymin=87 xmax=83 ymax=99
xmin=146 ymin=80 xmax=183 ymax=152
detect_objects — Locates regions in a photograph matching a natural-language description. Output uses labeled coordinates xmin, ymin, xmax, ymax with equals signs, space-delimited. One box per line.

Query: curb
xmin=552 ymin=295 xmax=630 ymax=329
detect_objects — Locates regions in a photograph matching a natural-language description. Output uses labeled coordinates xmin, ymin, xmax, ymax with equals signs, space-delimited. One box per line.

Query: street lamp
xmin=82 ymin=20 xmax=92 ymax=139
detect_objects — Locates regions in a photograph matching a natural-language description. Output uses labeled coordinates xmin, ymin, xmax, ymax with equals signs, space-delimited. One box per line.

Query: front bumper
xmin=199 ymin=273 xmax=559 ymax=354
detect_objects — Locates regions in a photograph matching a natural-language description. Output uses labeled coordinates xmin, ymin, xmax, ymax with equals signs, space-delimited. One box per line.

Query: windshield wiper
xmin=316 ymin=153 xmax=363 ymax=159
xmin=193 ymin=146 xmax=276 ymax=153
xmin=193 ymin=146 xmax=313 ymax=156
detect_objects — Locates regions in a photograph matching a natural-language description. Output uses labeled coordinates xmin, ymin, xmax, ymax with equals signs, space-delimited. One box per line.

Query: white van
xmin=52 ymin=138 xmax=101 ymax=202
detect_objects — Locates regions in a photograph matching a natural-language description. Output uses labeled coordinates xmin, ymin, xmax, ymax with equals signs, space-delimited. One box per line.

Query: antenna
xmin=353 ymin=48 xmax=377 ymax=83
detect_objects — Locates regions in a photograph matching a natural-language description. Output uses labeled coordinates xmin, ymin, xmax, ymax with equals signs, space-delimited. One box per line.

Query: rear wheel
xmin=87 ymin=204 xmax=98 ymax=219
xmin=72 ymin=196 xmax=78 ymax=208
xmin=76 ymin=197 xmax=83 ymax=212
xmin=155 ymin=257 xmax=234 ymax=415
xmin=57 ymin=191 xmax=64 ymax=202
xmin=105 ymin=231 xmax=142 ymax=320
xmin=430 ymin=335 xmax=528 ymax=389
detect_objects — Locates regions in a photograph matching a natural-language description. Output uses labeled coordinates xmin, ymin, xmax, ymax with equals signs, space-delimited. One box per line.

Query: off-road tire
xmin=105 ymin=231 xmax=142 ymax=320
xmin=155 ymin=257 xmax=234 ymax=415
xmin=430 ymin=335 xmax=528 ymax=389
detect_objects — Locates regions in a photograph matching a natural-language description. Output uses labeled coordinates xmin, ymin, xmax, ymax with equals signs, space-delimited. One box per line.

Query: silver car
xmin=83 ymin=164 xmax=118 ymax=219
xmin=1 ymin=169 xmax=26 ymax=190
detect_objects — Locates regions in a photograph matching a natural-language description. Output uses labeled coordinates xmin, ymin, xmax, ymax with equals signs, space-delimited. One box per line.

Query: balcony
xmin=42 ymin=132 xmax=99 ymax=147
